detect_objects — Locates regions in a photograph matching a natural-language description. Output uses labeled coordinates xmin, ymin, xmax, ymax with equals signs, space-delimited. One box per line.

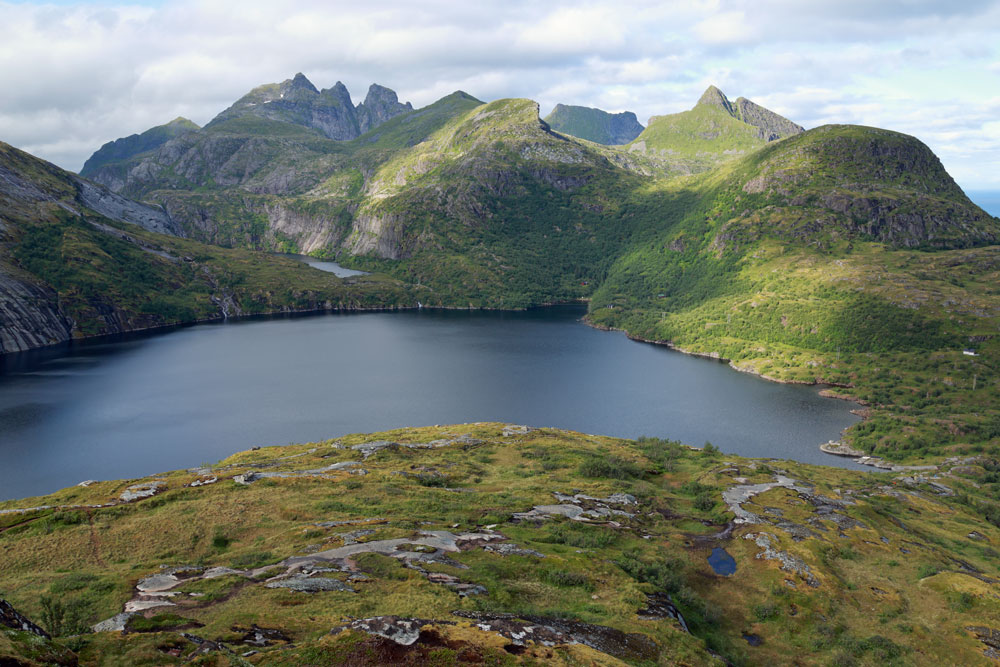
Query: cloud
xmin=0 ymin=0 xmax=998 ymax=188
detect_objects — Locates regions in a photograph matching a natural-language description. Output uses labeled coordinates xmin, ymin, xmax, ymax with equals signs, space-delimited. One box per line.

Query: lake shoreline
xmin=582 ymin=315 xmax=870 ymax=465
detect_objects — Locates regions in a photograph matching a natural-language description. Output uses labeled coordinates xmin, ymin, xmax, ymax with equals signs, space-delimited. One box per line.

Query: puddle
xmin=708 ymin=547 xmax=736 ymax=576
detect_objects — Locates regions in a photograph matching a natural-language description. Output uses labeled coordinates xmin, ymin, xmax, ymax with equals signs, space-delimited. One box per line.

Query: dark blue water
xmin=708 ymin=547 xmax=737 ymax=575
xmin=0 ymin=306 xmax=862 ymax=501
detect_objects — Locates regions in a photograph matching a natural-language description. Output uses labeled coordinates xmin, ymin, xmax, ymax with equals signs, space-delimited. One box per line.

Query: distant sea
xmin=968 ymin=190 xmax=1000 ymax=218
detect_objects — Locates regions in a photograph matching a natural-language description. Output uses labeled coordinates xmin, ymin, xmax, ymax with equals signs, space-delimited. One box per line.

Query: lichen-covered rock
xmin=265 ymin=575 xmax=355 ymax=593
xmin=119 ymin=480 xmax=165 ymax=502
xmin=333 ymin=616 xmax=438 ymax=646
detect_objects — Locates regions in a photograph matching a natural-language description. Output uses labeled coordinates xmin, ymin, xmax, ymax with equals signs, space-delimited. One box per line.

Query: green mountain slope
xmin=80 ymin=117 xmax=199 ymax=181
xmin=626 ymin=86 xmax=803 ymax=173
xmin=0 ymin=140 xmax=425 ymax=353
xmin=3 ymin=423 xmax=1000 ymax=666
xmin=544 ymin=104 xmax=644 ymax=145
xmin=588 ymin=124 xmax=1000 ymax=462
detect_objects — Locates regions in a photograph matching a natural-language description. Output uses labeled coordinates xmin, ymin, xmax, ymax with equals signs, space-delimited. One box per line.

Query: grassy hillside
xmin=626 ymin=103 xmax=769 ymax=172
xmin=3 ymin=424 xmax=1000 ymax=666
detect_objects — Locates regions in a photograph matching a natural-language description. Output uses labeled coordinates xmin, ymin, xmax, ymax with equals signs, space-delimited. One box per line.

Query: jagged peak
xmin=366 ymin=83 xmax=395 ymax=96
xmin=696 ymin=85 xmax=734 ymax=114
xmin=360 ymin=83 xmax=412 ymax=110
xmin=289 ymin=72 xmax=318 ymax=93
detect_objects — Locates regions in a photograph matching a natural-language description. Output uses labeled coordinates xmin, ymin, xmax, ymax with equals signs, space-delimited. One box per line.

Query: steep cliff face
xmin=0 ymin=268 xmax=72 ymax=354
xmin=543 ymin=104 xmax=645 ymax=145
xmin=733 ymin=97 xmax=804 ymax=141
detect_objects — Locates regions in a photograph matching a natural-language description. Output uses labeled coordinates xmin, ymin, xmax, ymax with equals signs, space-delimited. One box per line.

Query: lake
xmin=274 ymin=253 xmax=369 ymax=277
xmin=0 ymin=304 xmax=864 ymax=501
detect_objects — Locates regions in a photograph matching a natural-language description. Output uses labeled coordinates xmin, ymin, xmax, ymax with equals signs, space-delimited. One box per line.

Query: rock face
xmin=734 ymin=97 xmax=804 ymax=141
xmin=696 ymin=85 xmax=804 ymax=141
xmin=1 ymin=598 xmax=50 ymax=638
xmin=543 ymin=104 xmax=645 ymax=145
xmin=73 ymin=178 xmax=181 ymax=236
xmin=204 ymin=73 xmax=411 ymax=141
xmin=0 ymin=272 xmax=72 ymax=355
xmin=1 ymin=142 xmax=179 ymax=237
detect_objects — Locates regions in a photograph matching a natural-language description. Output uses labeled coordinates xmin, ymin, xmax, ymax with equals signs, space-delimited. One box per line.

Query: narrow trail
xmin=85 ymin=509 xmax=107 ymax=568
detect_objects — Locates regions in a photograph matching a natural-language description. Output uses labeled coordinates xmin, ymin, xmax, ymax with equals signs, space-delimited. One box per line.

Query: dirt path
xmin=85 ymin=509 xmax=107 ymax=568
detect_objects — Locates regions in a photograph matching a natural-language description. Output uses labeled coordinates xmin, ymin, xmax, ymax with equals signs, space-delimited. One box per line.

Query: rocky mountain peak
xmin=320 ymin=81 xmax=355 ymax=109
xmin=290 ymin=72 xmax=318 ymax=92
xmin=696 ymin=85 xmax=735 ymax=114
xmin=356 ymin=83 xmax=414 ymax=134
xmin=693 ymin=85 xmax=802 ymax=142
xmin=361 ymin=83 xmax=402 ymax=107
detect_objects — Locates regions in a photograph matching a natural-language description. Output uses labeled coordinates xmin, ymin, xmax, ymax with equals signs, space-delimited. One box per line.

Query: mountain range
xmin=1 ymin=74 xmax=998 ymax=455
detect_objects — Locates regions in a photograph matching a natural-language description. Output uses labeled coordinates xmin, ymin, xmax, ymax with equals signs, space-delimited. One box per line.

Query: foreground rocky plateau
xmin=3 ymin=423 xmax=1000 ymax=666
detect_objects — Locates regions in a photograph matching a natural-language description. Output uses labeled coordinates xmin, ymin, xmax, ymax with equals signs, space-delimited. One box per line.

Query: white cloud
xmin=693 ymin=10 xmax=756 ymax=46
xmin=0 ymin=0 xmax=998 ymax=188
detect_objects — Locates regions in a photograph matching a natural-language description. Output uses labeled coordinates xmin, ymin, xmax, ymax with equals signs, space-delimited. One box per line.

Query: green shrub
xmin=541 ymin=569 xmax=593 ymax=590
xmin=614 ymin=550 xmax=683 ymax=592
xmin=578 ymin=455 xmax=644 ymax=480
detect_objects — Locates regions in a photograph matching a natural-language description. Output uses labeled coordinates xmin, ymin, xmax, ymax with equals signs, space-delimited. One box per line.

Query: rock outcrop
xmin=0 ymin=271 xmax=72 ymax=355
xmin=0 ymin=598 xmax=50 ymax=638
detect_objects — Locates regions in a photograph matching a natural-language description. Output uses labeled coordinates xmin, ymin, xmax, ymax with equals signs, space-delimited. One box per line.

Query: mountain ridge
xmin=543 ymin=103 xmax=645 ymax=145
xmin=79 ymin=116 xmax=199 ymax=180
xmin=205 ymin=73 xmax=413 ymax=141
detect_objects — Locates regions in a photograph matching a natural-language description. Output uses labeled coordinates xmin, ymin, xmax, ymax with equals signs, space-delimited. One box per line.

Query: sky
xmin=1 ymin=0 xmax=999 ymax=190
